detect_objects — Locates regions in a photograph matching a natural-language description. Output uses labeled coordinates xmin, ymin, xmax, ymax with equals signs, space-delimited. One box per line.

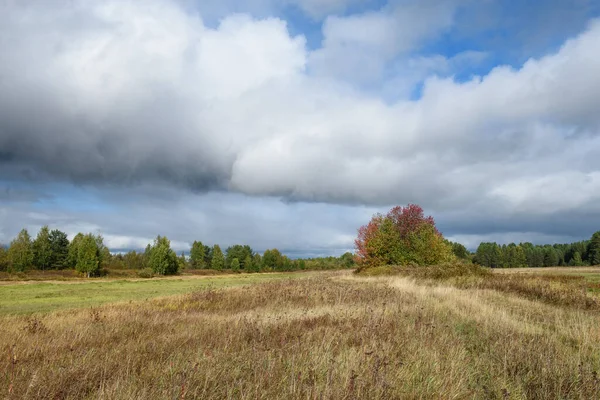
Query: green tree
xmin=262 ymin=249 xmax=284 ymax=270
xmin=0 ymin=246 xmax=9 ymax=271
xmin=570 ymin=251 xmax=584 ymax=266
xmin=588 ymin=232 xmax=600 ymax=266
xmin=340 ymin=252 xmax=355 ymax=268
xmin=569 ymin=241 xmax=589 ymax=264
xmin=475 ymin=243 xmax=503 ymax=268
xmin=544 ymin=247 xmax=559 ymax=267
xmin=178 ymin=252 xmax=188 ymax=270
xmin=251 ymin=253 xmax=262 ymax=272
xmin=450 ymin=242 xmax=470 ymax=260
xmin=298 ymin=259 xmax=306 ymax=270
xmin=68 ymin=233 xmax=85 ymax=268
xmin=75 ymin=234 xmax=102 ymax=278
xmin=204 ymin=245 xmax=213 ymax=267
xmin=243 ymin=255 xmax=253 ymax=273
xmin=513 ymin=244 xmax=527 ymax=268
xmin=8 ymin=229 xmax=34 ymax=272
xmin=226 ymin=245 xmax=253 ymax=269
xmin=231 ymin=257 xmax=240 ymax=273
xmin=93 ymin=235 xmax=110 ymax=268
xmin=211 ymin=245 xmax=224 ymax=271
xmin=123 ymin=251 xmax=147 ymax=269
xmin=189 ymin=241 xmax=205 ymax=269
xmin=49 ymin=229 xmax=69 ymax=269
xmin=148 ymin=236 xmax=179 ymax=276
xmin=33 ymin=226 xmax=53 ymax=270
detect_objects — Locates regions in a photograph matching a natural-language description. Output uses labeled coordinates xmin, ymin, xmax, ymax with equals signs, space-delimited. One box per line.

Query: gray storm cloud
xmin=1 ymin=0 xmax=600 ymax=219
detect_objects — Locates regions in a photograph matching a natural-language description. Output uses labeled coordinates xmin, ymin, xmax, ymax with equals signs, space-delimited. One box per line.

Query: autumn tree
xmin=355 ymin=204 xmax=454 ymax=270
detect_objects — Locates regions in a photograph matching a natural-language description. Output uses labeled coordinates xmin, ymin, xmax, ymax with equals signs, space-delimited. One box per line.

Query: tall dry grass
xmin=1 ymin=273 xmax=599 ymax=399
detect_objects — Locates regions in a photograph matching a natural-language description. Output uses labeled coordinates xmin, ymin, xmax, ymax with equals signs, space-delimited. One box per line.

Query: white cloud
xmin=1 ymin=0 xmax=600 ymax=252
xmin=309 ymin=0 xmax=461 ymax=83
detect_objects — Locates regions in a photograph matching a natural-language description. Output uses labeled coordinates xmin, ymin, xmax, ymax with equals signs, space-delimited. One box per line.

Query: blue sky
xmin=1 ymin=0 xmax=600 ymax=255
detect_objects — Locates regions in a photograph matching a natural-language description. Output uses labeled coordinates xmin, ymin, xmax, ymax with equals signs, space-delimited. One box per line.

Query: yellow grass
xmin=1 ymin=271 xmax=599 ymax=399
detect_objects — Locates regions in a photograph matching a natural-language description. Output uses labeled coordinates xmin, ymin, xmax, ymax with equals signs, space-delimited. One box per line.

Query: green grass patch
xmin=0 ymin=272 xmax=311 ymax=315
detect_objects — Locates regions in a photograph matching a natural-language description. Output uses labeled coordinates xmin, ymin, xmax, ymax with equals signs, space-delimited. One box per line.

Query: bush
xmin=136 ymin=268 xmax=154 ymax=279
xmin=356 ymin=262 xmax=489 ymax=279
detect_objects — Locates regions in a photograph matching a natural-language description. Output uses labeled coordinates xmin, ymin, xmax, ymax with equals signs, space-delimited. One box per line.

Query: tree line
xmin=0 ymin=226 xmax=356 ymax=276
xmin=474 ymin=232 xmax=600 ymax=268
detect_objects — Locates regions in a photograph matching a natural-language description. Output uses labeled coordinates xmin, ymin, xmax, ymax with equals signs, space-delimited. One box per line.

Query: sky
xmin=1 ymin=0 xmax=600 ymax=255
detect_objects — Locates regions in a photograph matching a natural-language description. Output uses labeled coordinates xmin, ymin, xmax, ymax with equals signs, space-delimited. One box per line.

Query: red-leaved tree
xmin=355 ymin=204 xmax=453 ymax=269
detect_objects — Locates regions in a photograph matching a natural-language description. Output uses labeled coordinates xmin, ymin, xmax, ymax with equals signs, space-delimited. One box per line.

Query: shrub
xmin=137 ymin=268 xmax=154 ymax=279
xmin=357 ymin=262 xmax=489 ymax=279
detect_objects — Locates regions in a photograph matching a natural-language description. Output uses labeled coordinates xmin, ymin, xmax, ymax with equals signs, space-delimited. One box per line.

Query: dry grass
xmin=1 ymin=272 xmax=600 ymax=399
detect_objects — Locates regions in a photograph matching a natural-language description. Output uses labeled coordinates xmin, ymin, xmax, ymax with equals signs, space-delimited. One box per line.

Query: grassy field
xmin=493 ymin=266 xmax=600 ymax=293
xmin=494 ymin=266 xmax=600 ymax=278
xmin=1 ymin=268 xmax=600 ymax=399
xmin=0 ymin=272 xmax=311 ymax=315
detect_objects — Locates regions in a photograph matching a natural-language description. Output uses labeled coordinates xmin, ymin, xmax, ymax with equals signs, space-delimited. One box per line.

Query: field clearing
xmin=0 ymin=272 xmax=315 ymax=315
xmin=1 ymin=269 xmax=600 ymax=399
xmin=494 ymin=266 xmax=600 ymax=276
xmin=494 ymin=266 xmax=600 ymax=288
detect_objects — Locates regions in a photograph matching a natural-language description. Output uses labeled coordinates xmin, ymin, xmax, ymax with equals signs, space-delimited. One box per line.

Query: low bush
xmin=136 ymin=268 xmax=154 ymax=279
xmin=357 ymin=262 xmax=488 ymax=279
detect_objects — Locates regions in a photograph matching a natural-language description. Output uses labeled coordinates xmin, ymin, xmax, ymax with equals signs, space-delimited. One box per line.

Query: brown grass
xmin=1 ymin=273 xmax=600 ymax=399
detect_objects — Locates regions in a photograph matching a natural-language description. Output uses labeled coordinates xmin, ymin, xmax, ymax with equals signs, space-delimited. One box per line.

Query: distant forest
xmin=0 ymin=226 xmax=355 ymax=276
xmin=1 ymin=225 xmax=599 ymax=275
xmin=473 ymin=231 xmax=600 ymax=268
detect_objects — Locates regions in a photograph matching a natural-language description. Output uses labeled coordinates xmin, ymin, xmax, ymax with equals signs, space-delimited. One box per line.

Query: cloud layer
xmin=1 ymin=0 xmax=600 ymax=252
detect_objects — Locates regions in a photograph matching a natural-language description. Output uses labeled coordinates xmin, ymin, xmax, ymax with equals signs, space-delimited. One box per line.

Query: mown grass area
xmin=0 ymin=272 xmax=314 ymax=315
xmin=2 ymin=270 xmax=600 ymax=399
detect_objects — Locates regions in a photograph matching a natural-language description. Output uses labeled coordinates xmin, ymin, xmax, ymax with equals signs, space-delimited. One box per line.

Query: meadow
xmin=0 ymin=272 xmax=309 ymax=315
xmin=1 ymin=268 xmax=600 ymax=399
